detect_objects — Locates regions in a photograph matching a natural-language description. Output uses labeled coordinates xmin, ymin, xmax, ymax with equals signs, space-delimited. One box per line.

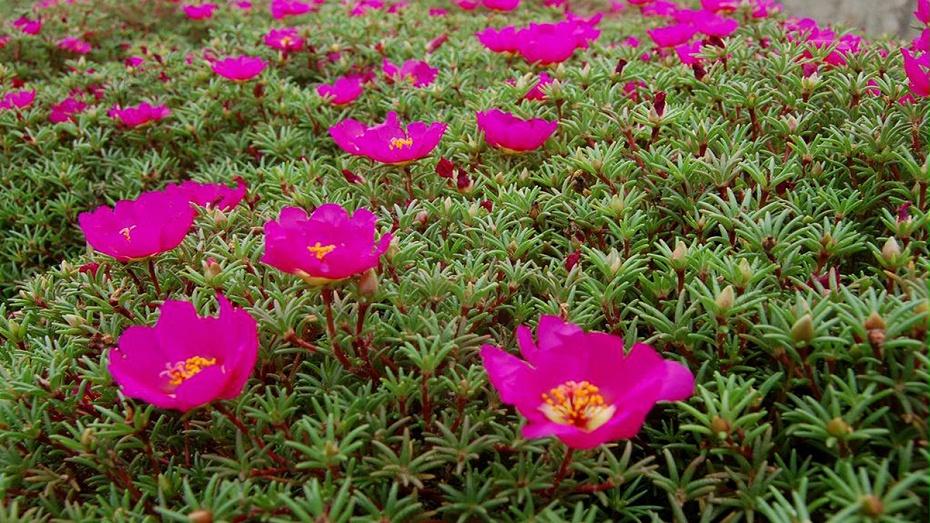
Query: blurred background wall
xmin=778 ymin=0 xmax=922 ymax=39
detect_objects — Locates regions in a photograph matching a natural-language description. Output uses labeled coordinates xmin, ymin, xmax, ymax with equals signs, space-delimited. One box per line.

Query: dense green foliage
xmin=0 ymin=0 xmax=927 ymax=521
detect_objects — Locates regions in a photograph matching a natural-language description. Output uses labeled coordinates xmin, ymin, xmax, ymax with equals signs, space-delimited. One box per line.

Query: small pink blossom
xmin=317 ymin=75 xmax=364 ymax=105
xmin=453 ymin=0 xmax=480 ymax=9
xmin=516 ymin=21 xmax=598 ymax=65
xmin=902 ymin=48 xmax=929 ymax=97
xmin=262 ymin=204 xmax=392 ymax=286
xmin=481 ymin=316 xmax=694 ymax=449
xmin=0 ymin=89 xmax=37 ymax=111
xmin=692 ymin=9 xmax=738 ymax=37
xmin=477 ymin=26 xmax=521 ymax=54
xmin=623 ymin=36 xmax=640 ymax=47
xmin=483 ymin=0 xmax=519 ymax=11
xmin=108 ymin=294 xmax=258 ymax=412
xmin=48 ymin=97 xmax=87 ymax=123
xmin=0 ymin=35 xmax=10 ymax=49
xmin=329 ymin=111 xmax=446 ymax=165
xmin=234 ymin=0 xmax=252 ymax=9
xmin=265 ymin=27 xmax=305 ymax=52
xmin=648 ymin=23 xmax=698 ymax=48
xmin=211 ymin=55 xmax=267 ymax=81
xmin=182 ymin=3 xmax=218 ymax=19
xmin=78 ymin=190 xmax=196 ymax=262
xmin=58 ymin=36 xmax=92 ymax=54
xmin=13 ymin=17 xmax=41 ymax=35
xmin=109 ymin=102 xmax=171 ymax=128
xmin=165 ymin=180 xmax=247 ymax=211
xmin=382 ymin=58 xmax=439 ymax=87
xmin=675 ymin=40 xmax=703 ymax=64
xmin=429 ymin=7 xmax=447 ymax=16
xmin=125 ymin=56 xmax=145 ymax=68
xmin=641 ymin=0 xmax=678 ymax=17
xmin=508 ymin=72 xmax=554 ymax=101
xmin=476 ymin=109 xmax=557 ymax=152
xmin=270 ymin=0 xmax=317 ymax=19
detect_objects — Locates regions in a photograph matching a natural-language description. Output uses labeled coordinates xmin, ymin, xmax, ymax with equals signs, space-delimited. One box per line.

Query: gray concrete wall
xmin=778 ymin=0 xmax=921 ymax=39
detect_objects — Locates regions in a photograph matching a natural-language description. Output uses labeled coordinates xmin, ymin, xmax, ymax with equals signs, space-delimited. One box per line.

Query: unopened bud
xmin=863 ymin=311 xmax=885 ymax=331
xmin=670 ymin=240 xmax=688 ymax=271
xmin=710 ymin=416 xmax=730 ymax=438
xmin=860 ymin=495 xmax=884 ymax=518
xmin=826 ymin=417 xmax=852 ymax=438
xmin=881 ymin=237 xmax=901 ymax=265
xmin=188 ymin=510 xmax=213 ymax=523
xmin=790 ymin=314 xmax=814 ymax=344
xmin=715 ymin=285 xmax=735 ymax=312
xmin=414 ymin=211 xmax=429 ymax=227
xmin=357 ymin=269 xmax=379 ymax=299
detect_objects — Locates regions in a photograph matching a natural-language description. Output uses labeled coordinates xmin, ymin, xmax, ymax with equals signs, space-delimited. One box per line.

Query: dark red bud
xmin=436 ymin=157 xmax=455 ymax=179
xmin=428 ymin=33 xmax=449 ymax=53
xmin=342 ymin=169 xmax=364 ymax=184
xmin=565 ymin=250 xmax=582 ymax=271
xmin=614 ymin=58 xmax=628 ymax=76
xmin=654 ymin=91 xmax=667 ymax=117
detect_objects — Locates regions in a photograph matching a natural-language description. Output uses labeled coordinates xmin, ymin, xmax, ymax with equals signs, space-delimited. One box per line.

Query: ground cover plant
xmin=0 ymin=0 xmax=928 ymax=520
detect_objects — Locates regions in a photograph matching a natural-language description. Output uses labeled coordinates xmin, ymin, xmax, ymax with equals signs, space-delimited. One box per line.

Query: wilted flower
xmin=182 ymin=3 xmax=218 ymax=19
xmin=901 ymin=48 xmax=929 ymax=98
xmin=78 ymin=190 xmax=196 ymax=262
xmin=382 ymin=58 xmax=439 ymax=87
xmin=58 ymin=36 xmax=92 ymax=54
xmin=165 ymin=180 xmax=247 ymax=212
xmin=212 ymin=56 xmax=267 ymax=81
xmin=265 ymin=27 xmax=305 ymax=52
xmin=262 ymin=204 xmax=392 ymax=286
xmin=480 ymin=316 xmax=695 ymax=449
xmin=108 ymin=295 xmax=258 ymax=412
xmin=109 ymin=102 xmax=171 ymax=127
xmin=317 ymin=75 xmax=364 ymax=105
xmin=0 ymin=89 xmax=37 ymax=111
xmin=329 ymin=111 xmax=446 ymax=165
xmin=476 ymin=109 xmax=557 ymax=152
xmin=48 ymin=96 xmax=87 ymax=123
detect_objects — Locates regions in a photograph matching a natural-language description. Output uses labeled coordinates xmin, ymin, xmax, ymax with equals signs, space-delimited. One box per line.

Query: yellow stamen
xmin=119 ymin=225 xmax=136 ymax=242
xmin=389 ymin=137 xmax=413 ymax=150
xmin=539 ymin=380 xmax=616 ymax=432
xmin=307 ymin=242 xmax=336 ymax=260
xmin=280 ymin=37 xmax=293 ymax=47
xmin=161 ymin=356 xmax=218 ymax=387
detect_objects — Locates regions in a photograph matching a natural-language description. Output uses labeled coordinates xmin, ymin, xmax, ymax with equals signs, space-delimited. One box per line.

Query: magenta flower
xmin=477 ymin=26 xmax=521 ymax=54
xmin=265 ymin=27 xmax=305 ymax=52
xmin=165 ymin=180 xmax=247 ymax=211
xmin=109 ymin=102 xmax=171 ymax=128
xmin=13 ymin=17 xmax=41 ymax=35
xmin=510 ymin=72 xmax=554 ymax=101
xmin=483 ymin=0 xmax=519 ymax=11
xmin=78 ymin=190 xmax=196 ymax=262
xmin=317 ymin=75 xmax=364 ymax=105
xmin=0 ymin=35 xmax=10 ymax=49
xmin=108 ymin=295 xmax=258 ymax=412
xmin=480 ymin=316 xmax=694 ymax=449
xmin=648 ymin=23 xmax=698 ymax=48
xmin=476 ymin=109 xmax=557 ymax=152
xmin=382 ymin=58 xmax=438 ymax=87
xmin=0 ymin=89 xmax=36 ymax=111
xmin=642 ymin=0 xmax=678 ymax=17
xmin=270 ymin=0 xmax=317 ymax=19
xmin=902 ymin=48 xmax=929 ymax=98
xmin=918 ymin=0 xmax=929 ymax=25
xmin=262 ymin=204 xmax=392 ymax=286
xmin=58 ymin=36 xmax=92 ymax=54
xmin=692 ymin=9 xmax=738 ymax=37
xmin=675 ymin=40 xmax=703 ymax=65
xmin=329 ymin=111 xmax=446 ymax=165
xmin=182 ymin=3 xmax=218 ymax=19
xmin=516 ymin=21 xmax=599 ymax=65
xmin=48 ymin=96 xmax=87 ymax=123
xmin=212 ymin=56 xmax=267 ymax=81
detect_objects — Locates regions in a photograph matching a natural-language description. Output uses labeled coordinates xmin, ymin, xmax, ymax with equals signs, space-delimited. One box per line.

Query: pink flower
xmin=453 ymin=0 xmax=480 ymax=9
xmin=234 ymin=1 xmax=252 ymax=9
xmin=211 ymin=56 xmax=267 ymax=81
xmin=516 ymin=21 xmax=596 ymax=65
xmin=0 ymin=89 xmax=36 ymax=110
xmin=642 ymin=0 xmax=678 ymax=16
xmin=429 ymin=7 xmax=447 ymax=16
xmin=700 ymin=0 xmax=738 ymax=12
xmin=902 ymin=48 xmax=929 ymax=97
xmin=126 ymin=56 xmax=145 ymax=68
xmin=0 ymin=35 xmax=10 ymax=49
xmin=518 ymin=72 xmax=554 ymax=101
xmin=692 ymin=9 xmax=738 ymax=37
xmin=477 ymin=26 xmax=521 ymax=54
xmin=262 ymin=204 xmax=392 ymax=286
xmin=109 ymin=102 xmax=171 ymax=128
xmin=675 ymin=40 xmax=703 ymax=64
xmin=265 ymin=27 xmax=305 ymax=52
xmin=182 ymin=3 xmax=218 ymax=19
xmin=483 ymin=0 xmax=519 ymax=11
xmin=918 ymin=0 xmax=929 ymax=25
xmin=58 ymin=36 xmax=92 ymax=54
xmin=78 ymin=190 xmax=196 ymax=262
xmin=476 ymin=109 xmax=557 ymax=152
xmin=329 ymin=112 xmax=446 ymax=164
xmin=317 ymin=75 xmax=364 ymax=105
xmin=627 ymin=0 xmax=657 ymax=4
xmin=648 ymin=23 xmax=698 ymax=48
xmin=108 ymin=295 xmax=258 ymax=412
xmin=480 ymin=316 xmax=695 ymax=449
xmin=165 ymin=180 xmax=247 ymax=211
xmin=382 ymin=58 xmax=438 ymax=87
xmin=13 ymin=17 xmax=41 ymax=35
xmin=270 ymin=0 xmax=317 ymax=19
xmin=48 ymin=96 xmax=87 ymax=123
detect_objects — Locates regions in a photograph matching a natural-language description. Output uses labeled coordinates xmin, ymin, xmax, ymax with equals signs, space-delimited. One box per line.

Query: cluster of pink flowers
xmin=477 ymin=15 xmax=601 ymax=65
xmin=785 ymin=18 xmax=865 ymax=67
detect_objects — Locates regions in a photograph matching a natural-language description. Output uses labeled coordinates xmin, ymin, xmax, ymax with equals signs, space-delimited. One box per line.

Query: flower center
xmin=119 ymin=225 xmax=136 ymax=242
xmin=161 ymin=356 xmax=218 ymax=387
xmin=307 ymin=241 xmax=336 ymax=260
xmin=539 ymin=380 xmax=616 ymax=432
xmin=389 ymin=137 xmax=414 ymax=150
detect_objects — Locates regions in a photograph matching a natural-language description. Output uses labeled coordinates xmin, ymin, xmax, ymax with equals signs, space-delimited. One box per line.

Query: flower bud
xmin=881 ymin=237 xmax=901 ymax=265
xmin=710 ymin=416 xmax=730 ymax=439
xmin=670 ymin=240 xmax=688 ymax=272
xmin=188 ymin=510 xmax=213 ymax=523
xmin=715 ymin=285 xmax=735 ymax=312
xmin=790 ymin=314 xmax=814 ymax=344
xmin=826 ymin=417 xmax=852 ymax=438
xmin=860 ymin=495 xmax=884 ymax=518
xmin=357 ymin=268 xmax=379 ymax=299
xmin=863 ymin=311 xmax=885 ymax=331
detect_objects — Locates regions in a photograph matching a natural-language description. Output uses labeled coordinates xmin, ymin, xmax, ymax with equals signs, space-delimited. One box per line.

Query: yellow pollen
xmin=389 ymin=137 xmax=414 ymax=150
xmin=119 ymin=225 xmax=136 ymax=242
xmin=161 ymin=356 xmax=217 ymax=387
xmin=539 ymin=380 xmax=616 ymax=432
xmin=307 ymin=242 xmax=336 ymax=260
xmin=280 ymin=37 xmax=293 ymax=47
